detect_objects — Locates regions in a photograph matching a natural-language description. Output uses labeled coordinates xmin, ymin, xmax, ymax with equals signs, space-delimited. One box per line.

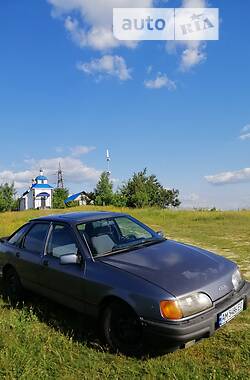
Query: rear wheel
xmin=100 ymin=301 xmax=144 ymax=355
xmin=3 ymin=267 xmax=24 ymax=306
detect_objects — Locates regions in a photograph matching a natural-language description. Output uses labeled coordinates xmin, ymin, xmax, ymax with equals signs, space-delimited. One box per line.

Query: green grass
xmin=0 ymin=207 xmax=249 ymax=379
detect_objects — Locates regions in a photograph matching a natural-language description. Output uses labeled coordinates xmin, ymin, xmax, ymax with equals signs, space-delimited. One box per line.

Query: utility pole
xmin=57 ymin=162 xmax=64 ymax=188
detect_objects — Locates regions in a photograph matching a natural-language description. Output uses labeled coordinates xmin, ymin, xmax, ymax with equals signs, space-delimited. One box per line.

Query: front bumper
xmin=142 ymin=281 xmax=250 ymax=347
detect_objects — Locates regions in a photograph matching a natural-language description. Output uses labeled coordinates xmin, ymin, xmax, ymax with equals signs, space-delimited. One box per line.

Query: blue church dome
xmin=35 ymin=175 xmax=48 ymax=181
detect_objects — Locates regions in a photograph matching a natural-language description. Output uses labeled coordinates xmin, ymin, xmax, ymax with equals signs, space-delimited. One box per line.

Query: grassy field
xmin=0 ymin=207 xmax=249 ymax=379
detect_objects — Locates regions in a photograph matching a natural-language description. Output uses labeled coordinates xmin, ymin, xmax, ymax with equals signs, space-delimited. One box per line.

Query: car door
xmin=39 ymin=223 xmax=88 ymax=312
xmin=14 ymin=222 xmax=50 ymax=291
xmin=0 ymin=223 xmax=31 ymax=274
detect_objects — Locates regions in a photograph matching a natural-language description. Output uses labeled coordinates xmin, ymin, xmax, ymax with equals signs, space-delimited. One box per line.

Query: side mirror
xmin=60 ymin=253 xmax=81 ymax=265
xmin=157 ymin=231 xmax=165 ymax=238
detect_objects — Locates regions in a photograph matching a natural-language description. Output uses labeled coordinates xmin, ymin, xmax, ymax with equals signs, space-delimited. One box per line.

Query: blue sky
xmin=0 ymin=0 xmax=249 ymax=209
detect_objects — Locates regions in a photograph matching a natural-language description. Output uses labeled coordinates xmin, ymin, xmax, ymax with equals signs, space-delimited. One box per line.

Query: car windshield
xmin=77 ymin=216 xmax=165 ymax=257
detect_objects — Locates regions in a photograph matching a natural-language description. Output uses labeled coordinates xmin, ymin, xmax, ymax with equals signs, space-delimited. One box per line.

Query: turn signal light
xmin=160 ymin=300 xmax=183 ymax=320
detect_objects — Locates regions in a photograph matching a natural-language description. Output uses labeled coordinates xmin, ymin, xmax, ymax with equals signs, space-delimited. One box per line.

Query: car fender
xmin=90 ymin=260 xmax=173 ymax=321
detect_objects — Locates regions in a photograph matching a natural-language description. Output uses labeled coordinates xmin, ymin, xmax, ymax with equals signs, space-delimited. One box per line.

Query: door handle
xmin=43 ymin=259 xmax=49 ymax=266
xmin=16 ymin=252 xmax=20 ymax=258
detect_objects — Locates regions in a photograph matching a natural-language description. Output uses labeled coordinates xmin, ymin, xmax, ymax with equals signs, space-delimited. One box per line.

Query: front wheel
xmin=100 ymin=301 xmax=144 ymax=355
xmin=3 ymin=267 xmax=24 ymax=306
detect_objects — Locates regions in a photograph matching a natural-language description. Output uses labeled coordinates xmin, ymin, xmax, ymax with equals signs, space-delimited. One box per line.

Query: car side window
xmin=46 ymin=224 xmax=79 ymax=259
xmin=23 ymin=223 xmax=50 ymax=254
xmin=8 ymin=224 xmax=30 ymax=246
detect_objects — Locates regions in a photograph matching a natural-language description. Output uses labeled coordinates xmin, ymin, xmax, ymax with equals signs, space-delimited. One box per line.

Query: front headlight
xmin=160 ymin=292 xmax=212 ymax=320
xmin=232 ymin=268 xmax=243 ymax=291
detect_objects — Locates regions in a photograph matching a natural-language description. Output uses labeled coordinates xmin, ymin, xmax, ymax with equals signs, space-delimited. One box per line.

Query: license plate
xmin=218 ymin=299 xmax=244 ymax=327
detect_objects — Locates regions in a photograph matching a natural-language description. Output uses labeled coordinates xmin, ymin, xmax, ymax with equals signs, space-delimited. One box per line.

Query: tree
xmin=120 ymin=169 xmax=146 ymax=208
xmin=158 ymin=188 xmax=181 ymax=208
xmin=112 ymin=191 xmax=127 ymax=207
xmin=94 ymin=172 xmax=113 ymax=206
xmin=52 ymin=188 xmax=69 ymax=209
xmin=121 ymin=168 xmax=181 ymax=209
xmin=0 ymin=183 xmax=16 ymax=212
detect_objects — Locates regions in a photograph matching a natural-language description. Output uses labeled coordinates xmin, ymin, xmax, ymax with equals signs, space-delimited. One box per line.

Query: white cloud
xmin=239 ymin=124 xmax=250 ymax=140
xmin=166 ymin=39 xmax=207 ymax=73
xmin=239 ymin=133 xmax=250 ymax=141
xmin=77 ymin=55 xmax=132 ymax=81
xmin=70 ymin=145 xmax=96 ymax=156
xmin=64 ymin=16 xmax=120 ymax=51
xmin=64 ymin=16 xmax=87 ymax=47
xmin=144 ymin=73 xmax=176 ymax=90
xmin=48 ymin=0 xmax=153 ymax=51
xmin=39 ymin=156 xmax=101 ymax=183
xmin=0 ymin=156 xmax=101 ymax=191
xmin=182 ymin=0 xmax=207 ymax=6
xmin=0 ymin=170 xmax=37 ymax=189
xmin=180 ymin=0 xmax=208 ymax=71
xmin=205 ymin=167 xmax=250 ymax=185
xmin=180 ymin=41 xmax=207 ymax=71
xmin=165 ymin=0 xmax=208 ymax=71
xmin=48 ymin=0 xmax=212 ymax=81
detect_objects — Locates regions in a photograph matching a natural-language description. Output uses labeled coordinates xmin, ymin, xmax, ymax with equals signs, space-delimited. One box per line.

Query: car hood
xmin=101 ymin=240 xmax=236 ymax=301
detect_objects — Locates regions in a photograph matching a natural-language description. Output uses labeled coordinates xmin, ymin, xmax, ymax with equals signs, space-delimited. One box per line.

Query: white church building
xmin=19 ymin=169 xmax=53 ymax=210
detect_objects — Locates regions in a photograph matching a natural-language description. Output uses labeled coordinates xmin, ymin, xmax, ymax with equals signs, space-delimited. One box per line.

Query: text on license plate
xmin=218 ymin=299 xmax=244 ymax=327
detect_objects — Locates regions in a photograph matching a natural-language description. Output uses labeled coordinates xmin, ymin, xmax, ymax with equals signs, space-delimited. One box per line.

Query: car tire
xmin=100 ymin=300 xmax=144 ymax=356
xmin=3 ymin=267 xmax=24 ymax=306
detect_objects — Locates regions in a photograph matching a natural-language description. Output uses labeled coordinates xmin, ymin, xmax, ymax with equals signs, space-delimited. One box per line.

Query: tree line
xmin=93 ymin=168 xmax=180 ymax=208
xmin=0 ymin=169 xmax=181 ymax=212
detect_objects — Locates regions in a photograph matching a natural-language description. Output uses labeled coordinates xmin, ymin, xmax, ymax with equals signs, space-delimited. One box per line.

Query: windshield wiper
xmin=129 ymin=237 xmax=165 ymax=248
xmin=95 ymin=237 xmax=166 ymax=258
xmin=94 ymin=246 xmax=136 ymax=258
xmin=112 ymin=237 xmax=165 ymax=252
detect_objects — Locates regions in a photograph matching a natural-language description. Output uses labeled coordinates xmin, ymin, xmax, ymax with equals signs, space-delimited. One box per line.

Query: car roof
xmin=31 ymin=211 xmax=127 ymax=224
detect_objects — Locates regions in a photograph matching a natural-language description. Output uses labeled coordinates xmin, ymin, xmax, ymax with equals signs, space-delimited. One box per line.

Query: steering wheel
xmin=121 ymin=234 xmax=137 ymax=242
